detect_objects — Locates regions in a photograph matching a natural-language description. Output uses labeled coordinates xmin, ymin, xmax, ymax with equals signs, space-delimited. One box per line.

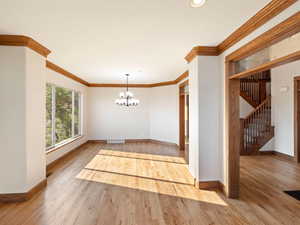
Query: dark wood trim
xmin=89 ymin=83 xmax=152 ymax=88
xmin=240 ymin=91 xmax=258 ymax=108
xmin=197 ymin=180 xmax=225 ymax=193
xmin=125 ymin=139 xmax=151 ymax=143
xmin=87 ymin=139 xmax=179 ymax=147
xmin=179 ymin=91 xmax=186 ymax=151
xmin=179 ymin=79 xmax=189 ymax=88
xmin=227 ymin=78 xmax=240 ymax=198
xmin=226 ymin=12 xmax=300 ymax=62
xmin=184 ymin=0 xmax=298 ymax=62
xmin=229 ymin=51 xmax=300 ymax=79
xmin=294 ymin=77 xmax=300 ymax=163
xmin=0 ymin=179 xmax=47 ymax=203
xmin=0 ymin=35 xmax=51 ymax=57
xmin=179 ymin=80 xmax=189 ymax=152
xmin=185 ymin=46 xmax=219 ymax=63
xmin=46 ymin=60 xmax=90 ymax=86
xmin=89 ymin=71 xmax=189 ymax=88
xmin=46 ymin=141 xmax=89 ymax=172
xmin=218 ymin=0 xmax=298 ymax=54
xmin=175 ymin=71 xmax=189 ymax=83
xmin=87 ymin=140 xmax=107 ymax=144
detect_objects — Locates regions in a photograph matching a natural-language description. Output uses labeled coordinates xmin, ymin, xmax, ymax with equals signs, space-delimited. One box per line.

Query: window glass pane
xmin=74 ymin=92 xmax=80 ymax=136
xmin=55 ymin=87 xmax=72 ymax=144
xmin=234 ymin=32 xmax=300 ymax=74
xmin=46 ymin=84 xmax=53 ymax=148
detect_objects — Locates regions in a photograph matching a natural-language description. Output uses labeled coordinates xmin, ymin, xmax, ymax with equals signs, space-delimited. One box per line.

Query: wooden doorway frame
xmin=179 ymin=80 xmax=189 ymax=153
xmin=294 ymin=76 xmax=300 ymax=163
xmin=225 ymin=12 xmax=300 ymax=198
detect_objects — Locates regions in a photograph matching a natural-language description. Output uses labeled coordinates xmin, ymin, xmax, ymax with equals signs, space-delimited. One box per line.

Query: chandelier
xmin=115 ymin=74 xmax=140 ymax=107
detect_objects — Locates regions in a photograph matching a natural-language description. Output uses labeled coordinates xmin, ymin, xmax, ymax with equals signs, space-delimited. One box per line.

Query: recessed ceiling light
xmin=190 ymin=0 xmax=206 ymax=8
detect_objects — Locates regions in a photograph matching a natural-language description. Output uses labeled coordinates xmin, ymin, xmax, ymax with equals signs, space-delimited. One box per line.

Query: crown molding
xmin=226 ymin=11 xmax=300 ymax=62
xmin=185 ymin=46 xmax=219 ymax=63
xmin=0 ymin=35 xmax=51 ymax=57
xmin=88 ymin=71 xmax=188 ymax=88
xmin=217 ymin=0 xmax=297 ymax=54
xmin=184 ymin=0 xmax=298 ymax=63
xmin=46 ymin=60 xmax=90 ymax=86
xmin=88 ymin=83 xmax=152 ymax=88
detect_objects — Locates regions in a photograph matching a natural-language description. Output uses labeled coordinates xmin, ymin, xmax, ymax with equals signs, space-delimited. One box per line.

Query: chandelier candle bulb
xmin=115 ymin=74 xmax=140 ymax=107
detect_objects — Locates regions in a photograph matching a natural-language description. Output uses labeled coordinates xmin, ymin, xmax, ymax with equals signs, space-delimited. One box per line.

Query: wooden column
xmin=228 ymin=79 xmax=240 ymax=198
xmin=294 ymin=78 xmax=300 ymax=163
xmin=226 ymin=61 xmax=240 ymax=198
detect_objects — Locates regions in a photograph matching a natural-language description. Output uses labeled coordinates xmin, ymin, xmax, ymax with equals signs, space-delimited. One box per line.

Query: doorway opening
xmin=179 ymin=80 xmax=189 ymax=164
xmin=226 ymin=13 xmax=300 ymax=198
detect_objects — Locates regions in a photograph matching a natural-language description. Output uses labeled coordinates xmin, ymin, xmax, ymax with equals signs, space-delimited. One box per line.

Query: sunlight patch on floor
xmin=75 ymin=149 xmax=228 ymax=206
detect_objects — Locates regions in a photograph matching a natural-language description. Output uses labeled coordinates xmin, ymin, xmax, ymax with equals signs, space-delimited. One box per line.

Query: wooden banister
xmin=241 ymin=96 xmax=272 ymax=155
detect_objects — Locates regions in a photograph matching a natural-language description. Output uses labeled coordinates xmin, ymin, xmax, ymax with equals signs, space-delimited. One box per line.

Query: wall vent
xmin=107 ymin=139 xmax=125 ymax=144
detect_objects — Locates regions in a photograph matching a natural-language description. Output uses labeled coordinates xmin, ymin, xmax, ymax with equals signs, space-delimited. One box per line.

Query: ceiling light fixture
xmin=115 ymin=74 xmax=139 ymax=107
xmin=190 ymin=0 xmax=206 ymax=8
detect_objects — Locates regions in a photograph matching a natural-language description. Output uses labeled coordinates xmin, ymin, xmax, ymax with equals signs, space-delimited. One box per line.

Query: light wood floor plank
xmin=1 ymin=143 xmax=300 ymax=225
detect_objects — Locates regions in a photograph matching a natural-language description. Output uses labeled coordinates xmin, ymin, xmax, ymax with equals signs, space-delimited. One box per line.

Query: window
xmin=46 ymin=84 xmax=82 ymax=150
xmin=234 ymin=32 xmax=300 ymax=73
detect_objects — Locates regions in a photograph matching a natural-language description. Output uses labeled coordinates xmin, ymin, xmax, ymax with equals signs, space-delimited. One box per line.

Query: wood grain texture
xmin=259 ymin=151 xmax=295 ymax=162
xmin=46 ymin=60 xmax=90 ymax=86
xmin=46 ymin=141 xmax=89 ymax=172
xmin=228 ymin=79 xmax=241 ymax=198
xmin=198 ymin=181 xmax=223 ymax=191
xmin=218 ymin=0 xmax=298 ymax=54
xmin=226 ymin=11 xmax=300 ymax=62
xmin=2 ymin=143 xmax=300 ymax=224
xmin=0 ymin=179 xmax=47 ymax=203
xmin=229 ymin=50 xmax=300 ymax=79
xmin=184 ymin=46 xmax=219 ymax=63
xmin=0 ymin=35 xmax=51 ymax=57
xmin=294 ymin=77 xmax=300 ymax=163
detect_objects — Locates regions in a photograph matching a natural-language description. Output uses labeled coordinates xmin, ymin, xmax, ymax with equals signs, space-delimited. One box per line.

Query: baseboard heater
xmin=106 ymin=139 xmax=125 ymax=144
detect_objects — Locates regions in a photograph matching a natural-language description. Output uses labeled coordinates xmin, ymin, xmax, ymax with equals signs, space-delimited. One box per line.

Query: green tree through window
xmin=46 ymin=84 xmax=81 ymax=149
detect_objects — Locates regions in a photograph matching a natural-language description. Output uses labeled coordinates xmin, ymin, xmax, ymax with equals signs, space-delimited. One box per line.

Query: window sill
xmin=46 ymin=135 xmax=84 ymax=155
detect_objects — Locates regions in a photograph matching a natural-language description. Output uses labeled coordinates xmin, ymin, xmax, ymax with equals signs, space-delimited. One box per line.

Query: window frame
xmin=46 ymin=83 xmax=82 ymax=152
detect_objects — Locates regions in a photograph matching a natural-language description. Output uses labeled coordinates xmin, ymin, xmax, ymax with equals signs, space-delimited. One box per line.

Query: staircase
xmin=240 ymin=70 xmax=270 ymax=107
xmin=240 ymin=70 xmax=274 ymax=155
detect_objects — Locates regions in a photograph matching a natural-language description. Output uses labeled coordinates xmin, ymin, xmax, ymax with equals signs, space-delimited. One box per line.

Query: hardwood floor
xmin=1 ymin=143 xmax=300 ymax=225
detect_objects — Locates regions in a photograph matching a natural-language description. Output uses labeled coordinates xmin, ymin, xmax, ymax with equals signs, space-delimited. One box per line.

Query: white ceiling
xmin=0 ymin=0 xmax=271 ymax=83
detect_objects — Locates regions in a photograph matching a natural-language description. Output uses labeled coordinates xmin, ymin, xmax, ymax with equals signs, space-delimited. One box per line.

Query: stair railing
xmin=240 ymin=96 xmax=272 ymax=155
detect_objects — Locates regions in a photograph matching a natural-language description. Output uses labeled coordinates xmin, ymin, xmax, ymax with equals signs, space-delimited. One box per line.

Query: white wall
xmin=149 ymin=85 xmax=179 ymax=144
xmin=240 ymin=97 xmax=254 ymax=118
xmin=25 ymin=49 xmax=47 ymax=190
xmin=0 ymin=46 xmax=27 ymax=193
xmin=0 ymin=46 xmax=46 ymax=193
xmin=188 ymin=56 xmax=221 ymax=182
xmin=46 ymin=68 xmax=89 ymax=165
xmin=188 ymin=57 xmax=200 ymax=179
xmin=271 ymin=60 xmax=300 ymax=156
xmin=87 ymin=85 xmax=180 ymax=144
xmin=88 ymin=88 xmax=151 ymax=140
